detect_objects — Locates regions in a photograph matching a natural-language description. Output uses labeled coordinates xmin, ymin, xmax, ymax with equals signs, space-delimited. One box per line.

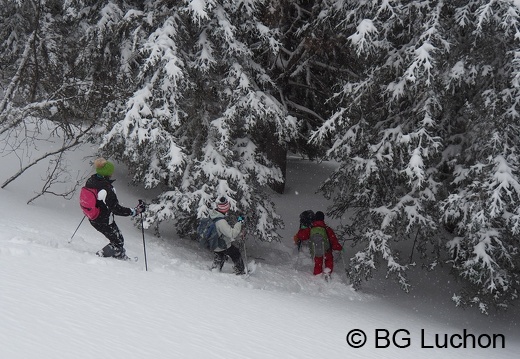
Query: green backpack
xmin=309 ymin=226 xmax=330 ymax=257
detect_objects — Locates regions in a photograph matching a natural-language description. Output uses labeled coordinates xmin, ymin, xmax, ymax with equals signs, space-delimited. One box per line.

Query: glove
xmin=332 ymin=243 xmax=343 ymax=251
xmin=237 ymin=216 xmax=245 ymax=222
xmin=133 ymin=200 xmax=146 ymax=216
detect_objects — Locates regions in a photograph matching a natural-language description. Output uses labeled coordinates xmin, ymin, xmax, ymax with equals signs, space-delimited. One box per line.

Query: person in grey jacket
xmin=209 ymin=197 xmax=245 ymax=275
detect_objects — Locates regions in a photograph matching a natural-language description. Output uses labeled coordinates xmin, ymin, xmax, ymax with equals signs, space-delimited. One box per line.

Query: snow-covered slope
xmin=1 ymin=149 xmax=519 ymax=359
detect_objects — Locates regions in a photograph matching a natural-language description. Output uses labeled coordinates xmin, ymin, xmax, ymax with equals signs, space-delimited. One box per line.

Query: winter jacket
xmin=294 ymin=220 xmax=342 ymax=251
xmin=85 ymin=174 xmax=133 ymax=224
xmin=209 ymin=209 xmax=242 ymax=252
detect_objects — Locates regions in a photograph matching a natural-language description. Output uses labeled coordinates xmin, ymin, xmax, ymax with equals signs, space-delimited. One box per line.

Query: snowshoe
xmin=323 ymin=268 xmax=331 ymax=282
xmin=117 ymin=254 xmax=138 ymax=262
xmin=233 ymin=264 xmax=246 ymax=275
xmin=240 ymin=260 xmax=257 ymax=279
xmin=96 ymin=243 xmax=120 ymax=257
xmin=96 ymin=244 xmax=136 ymax=261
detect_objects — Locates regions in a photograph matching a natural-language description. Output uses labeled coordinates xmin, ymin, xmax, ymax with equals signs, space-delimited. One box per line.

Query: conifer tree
xmin=93 ymin=0 xmax=297 ymax=241
xmin=311 ymin=1 xmax=520 ymax=311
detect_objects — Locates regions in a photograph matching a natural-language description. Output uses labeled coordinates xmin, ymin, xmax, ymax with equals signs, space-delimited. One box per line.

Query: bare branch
xmin=26 ymin=151 xmax=80 ymax=204
xmin=1 ymin=123 xmax=95 ymax=189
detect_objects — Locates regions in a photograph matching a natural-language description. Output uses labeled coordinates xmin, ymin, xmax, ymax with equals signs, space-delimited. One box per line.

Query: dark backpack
xmin=79 ymin=187 xmax=100 ymax=220
xmin=197 ymin=217 xmax=226 ymax=250
xmin=309 ymin=226 xmax=330 ymax=257
xmin=299 ymin=210 xmax=315 ymax=228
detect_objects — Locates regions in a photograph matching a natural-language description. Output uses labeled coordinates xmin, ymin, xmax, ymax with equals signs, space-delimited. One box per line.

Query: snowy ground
xmin=1 ymin=145 xmax=519 ymax=359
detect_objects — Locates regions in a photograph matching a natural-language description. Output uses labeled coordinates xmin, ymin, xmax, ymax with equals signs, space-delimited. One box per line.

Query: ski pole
xmin=69 ymin=216 xmax=86 ymax=243
xmin=139 ymin=200 xmax=148 ymax=271
xmin=241 ymin=229 xmax=248 ymax=275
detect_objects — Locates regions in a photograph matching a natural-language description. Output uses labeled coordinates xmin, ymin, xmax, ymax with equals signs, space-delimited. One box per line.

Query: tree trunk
xmin=266 ymin=131 xmax=287 ymax=194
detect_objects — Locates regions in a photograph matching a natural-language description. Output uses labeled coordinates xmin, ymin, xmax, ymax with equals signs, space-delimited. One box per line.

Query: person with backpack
xmin=294 ymin=210 xmax=314 ymax=249
xmin=83 ymin=158 xmax=145 ymax=260
xmin=209 ymin=196 xmax=246 ymax=275
xmin=294 ymin=211 xmax=342 ymax=278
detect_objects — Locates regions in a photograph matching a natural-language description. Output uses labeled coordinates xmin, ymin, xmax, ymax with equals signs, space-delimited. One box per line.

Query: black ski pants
xmin=90 ymin=220 xmax=125 ymax=250
xmin=212 ymin=244 xmax=244 ymax=272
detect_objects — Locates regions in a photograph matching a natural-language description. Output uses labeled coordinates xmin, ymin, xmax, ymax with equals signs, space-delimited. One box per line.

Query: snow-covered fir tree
xmin=260 ymin=0 xmax=337 ymax=160
xmin=80 ymin=0 xmax=298 ymax=241
xmin=311 ymin=1 xmax=520 ymax=312
xmin=0 ymin=0 xmax=130 ymax=129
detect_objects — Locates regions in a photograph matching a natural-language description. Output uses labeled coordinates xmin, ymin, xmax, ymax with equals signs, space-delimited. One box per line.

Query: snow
xmin=348 ymin=19 xmax=377 ymax=49
xmin=1 ymin=146 xmax=519 ymax=359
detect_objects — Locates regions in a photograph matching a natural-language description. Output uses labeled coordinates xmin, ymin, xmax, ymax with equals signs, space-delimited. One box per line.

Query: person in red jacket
xmin=294 ymin=211 xmax=342 ymax=277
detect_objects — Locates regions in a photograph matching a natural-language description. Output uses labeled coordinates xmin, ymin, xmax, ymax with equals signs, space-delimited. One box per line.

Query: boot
xmin=233 ymin=258 xmax=245 ymax=275
xmin=211 ymin=252 xmax=226 ymax=271
xmin=234 ymin=266 xmax=245 ymax=275
xmin=97 ymin=243 xmax=127 ymax=259
xmin=113 ymin=247 xmax=129 ymax=260
xmin=96 ymin=243 xmax=117 ymax=257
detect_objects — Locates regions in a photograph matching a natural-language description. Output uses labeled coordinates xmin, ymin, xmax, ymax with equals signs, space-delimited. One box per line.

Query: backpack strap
xmin=211 ymin=217 xmax=223 ymax=235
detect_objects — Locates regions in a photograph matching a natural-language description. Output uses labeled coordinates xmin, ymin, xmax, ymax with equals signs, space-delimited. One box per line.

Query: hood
xmin=209 ymin=208 xmax=226 ymax=220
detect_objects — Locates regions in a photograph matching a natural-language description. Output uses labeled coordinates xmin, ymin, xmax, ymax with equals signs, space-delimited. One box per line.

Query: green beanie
xmin=95 ymin=158 xmax=115 ymax=177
